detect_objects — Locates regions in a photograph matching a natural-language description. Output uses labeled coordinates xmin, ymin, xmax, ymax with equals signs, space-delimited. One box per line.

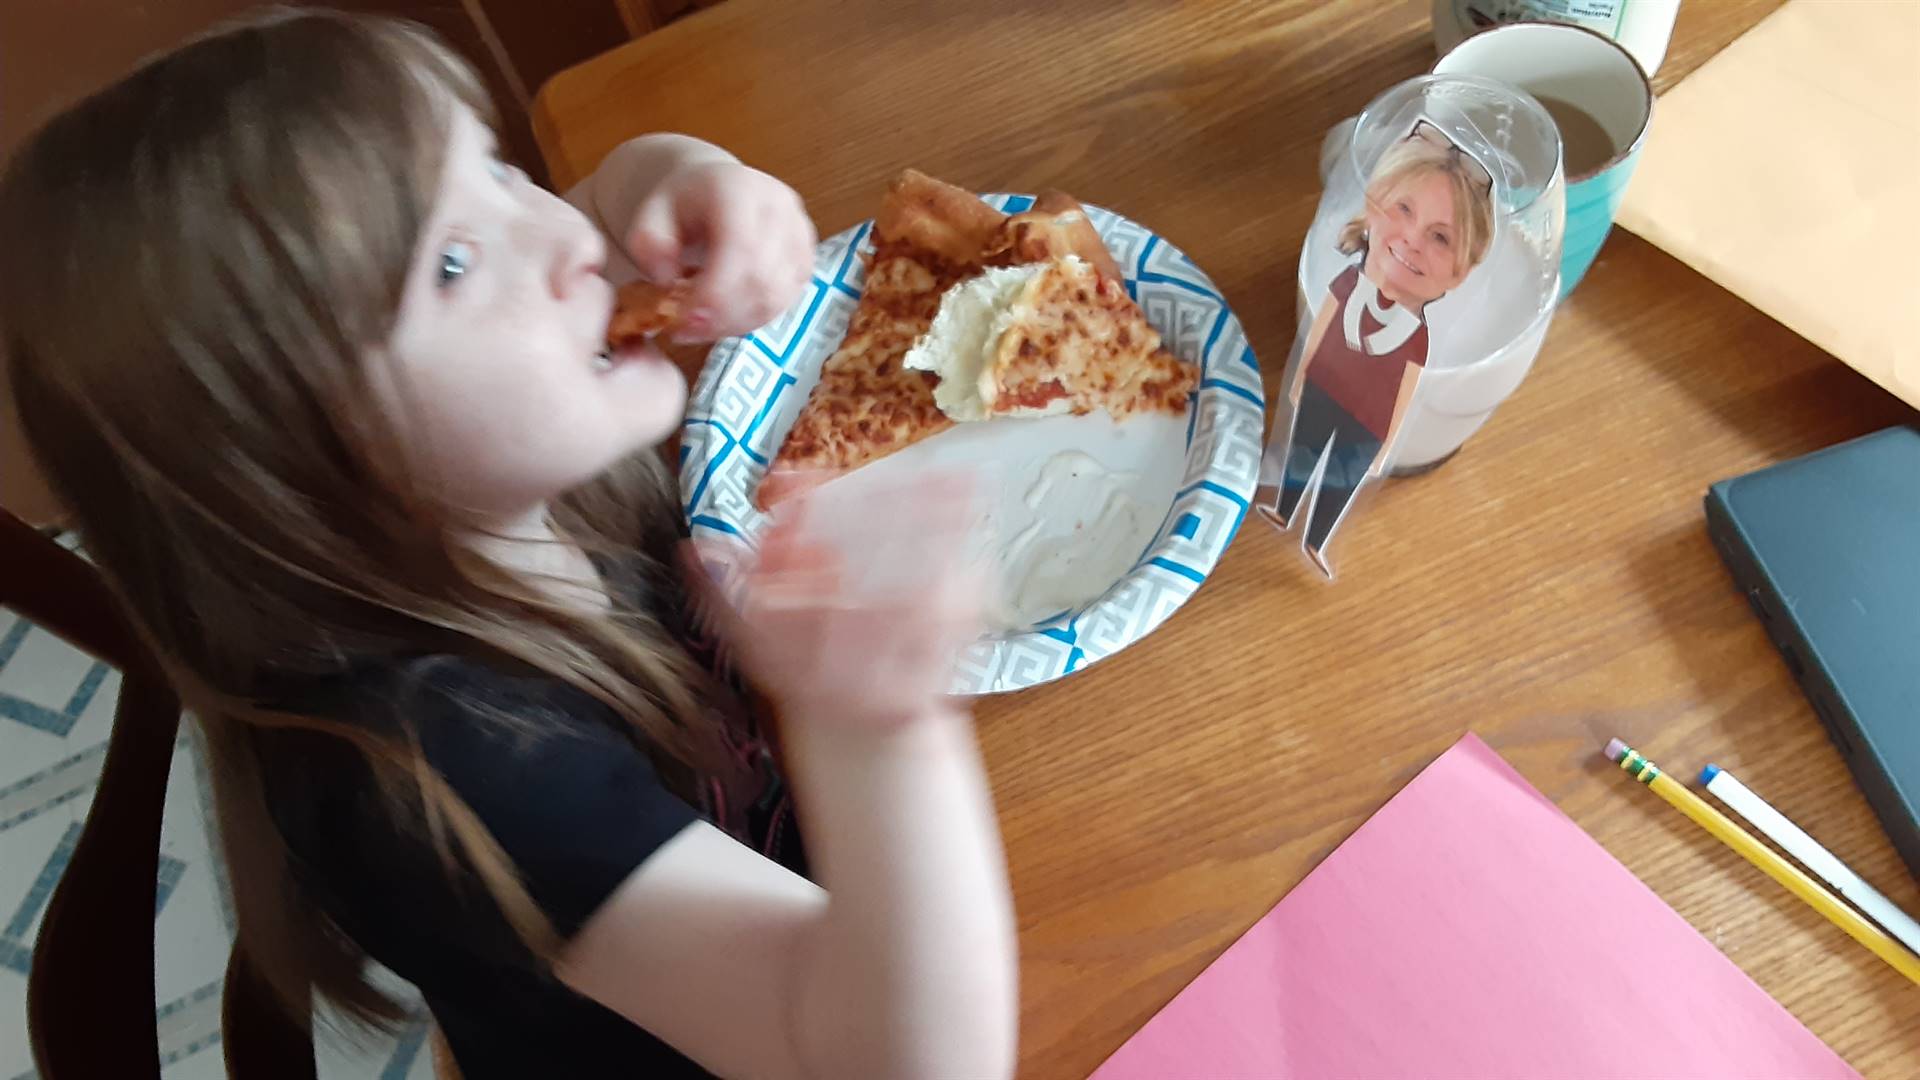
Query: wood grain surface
xmin=535 ymin=2 xmax=1920 ymax=1075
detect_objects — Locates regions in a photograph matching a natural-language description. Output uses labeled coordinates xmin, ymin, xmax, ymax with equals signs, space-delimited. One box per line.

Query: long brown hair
xmin=0 ymin=9 xmax=727 ymax=1025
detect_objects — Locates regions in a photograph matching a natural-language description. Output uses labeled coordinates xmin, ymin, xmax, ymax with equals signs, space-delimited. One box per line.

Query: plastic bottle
xmin=1432 ymin=0 xmax=1680 ymax=77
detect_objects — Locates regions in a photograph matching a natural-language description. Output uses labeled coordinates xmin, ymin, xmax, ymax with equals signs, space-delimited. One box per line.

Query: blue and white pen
xmin=1701 ymin=764 xmax=1920 ymax=957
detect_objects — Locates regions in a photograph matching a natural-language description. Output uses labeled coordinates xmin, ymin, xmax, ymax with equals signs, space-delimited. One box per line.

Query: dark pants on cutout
xmin=1276 ymin=381 xmax=1384 ymax=557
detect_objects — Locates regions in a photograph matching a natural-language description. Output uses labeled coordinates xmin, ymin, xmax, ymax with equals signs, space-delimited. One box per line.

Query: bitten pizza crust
xmin=607 ymin=279 xmax=691 ymax=348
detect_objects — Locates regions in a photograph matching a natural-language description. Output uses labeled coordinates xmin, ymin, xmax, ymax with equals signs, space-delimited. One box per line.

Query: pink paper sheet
xmin=1091 ymin=734 xmax=1858 ymax=1080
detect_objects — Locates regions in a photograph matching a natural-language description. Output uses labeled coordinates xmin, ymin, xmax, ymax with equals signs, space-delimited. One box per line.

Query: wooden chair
xmin=616 ymin=0 xmax=728 ymax=36
xmin=3 ymin=511 xmax=317 ymax=1080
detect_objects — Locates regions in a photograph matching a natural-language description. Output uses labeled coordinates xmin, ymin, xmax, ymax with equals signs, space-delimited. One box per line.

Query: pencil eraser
xmin=1700 ymin=763 xmax=1721 ymax=785
xmin=1604 ymin=738 xmax=1627 ymax=762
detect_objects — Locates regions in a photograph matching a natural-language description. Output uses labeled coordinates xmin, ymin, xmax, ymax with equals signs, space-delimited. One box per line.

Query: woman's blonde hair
xmin=0 ymin=9 xmax=730 ymax=1026
xmin=1337 ymin=122 xmax=1495 ymax=281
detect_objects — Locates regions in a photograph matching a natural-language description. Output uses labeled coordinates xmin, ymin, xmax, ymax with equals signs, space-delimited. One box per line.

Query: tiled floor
xmin=0 ymin=609 xmax=436 ymax=1080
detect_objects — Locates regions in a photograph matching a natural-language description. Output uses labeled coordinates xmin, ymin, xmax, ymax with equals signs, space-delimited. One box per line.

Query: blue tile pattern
xmin=0 ymin=621 xmax=110 ymax=737
xmin=1 ymin=822 xmax=82 ymax=975
xmin=0 ymin=743 xmax=107 ymax=833
xmin=0 ymin=822 xmax=185 ymax=978
xmin=155 ymin=980 xmax=224 ymax=1067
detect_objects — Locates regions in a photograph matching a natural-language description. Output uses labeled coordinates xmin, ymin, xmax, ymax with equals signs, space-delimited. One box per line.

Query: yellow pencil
xmin=1605 ymin=739 xmax=1920 ymax=986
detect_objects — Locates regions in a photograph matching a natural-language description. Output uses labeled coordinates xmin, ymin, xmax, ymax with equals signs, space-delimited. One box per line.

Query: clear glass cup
xmin=1297 ymin=74 xmax=1565 ymax=473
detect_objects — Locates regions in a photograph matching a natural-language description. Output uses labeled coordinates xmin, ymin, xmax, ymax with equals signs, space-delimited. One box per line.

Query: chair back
xmin=1 ymin=513 xmax=316 ymax=1079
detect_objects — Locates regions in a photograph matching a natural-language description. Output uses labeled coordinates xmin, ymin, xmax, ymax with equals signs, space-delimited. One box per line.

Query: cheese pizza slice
xmin=754 ymin=170 xmax=1006 ymax=510
xmin=904 ymin=255 xmax=1197 ymax=422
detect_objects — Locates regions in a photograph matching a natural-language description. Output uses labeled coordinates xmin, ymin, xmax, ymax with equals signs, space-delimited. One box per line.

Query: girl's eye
xmin=1396 ymin=201 xmax=1412 ymax=217
xmin=1431 ymin=230 xmax=1451 ymax=249
xmin=437 ymin=240 xmax=475 ymax=287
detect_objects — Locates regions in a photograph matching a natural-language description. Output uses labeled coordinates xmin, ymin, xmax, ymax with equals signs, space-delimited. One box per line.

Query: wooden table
xmin=536 ymin=2 xmax=1919 ymax=1074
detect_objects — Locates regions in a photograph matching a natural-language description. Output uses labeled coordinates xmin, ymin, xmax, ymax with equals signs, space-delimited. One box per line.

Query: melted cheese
xmin=903 ymin=260 xmax=1061 ymax=422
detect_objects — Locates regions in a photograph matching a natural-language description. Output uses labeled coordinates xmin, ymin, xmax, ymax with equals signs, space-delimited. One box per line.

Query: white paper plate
xmin=680 ymin=193 xmax=1265 ymax=694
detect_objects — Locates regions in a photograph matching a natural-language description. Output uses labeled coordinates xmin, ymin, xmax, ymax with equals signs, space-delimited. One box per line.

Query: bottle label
xmin=1449 ymin=0 xmax=1628 ymax=39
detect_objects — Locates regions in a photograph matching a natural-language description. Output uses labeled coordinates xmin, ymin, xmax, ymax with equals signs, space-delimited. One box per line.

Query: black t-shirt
xmin=256 ymin=592 xmax=802 ymax=1078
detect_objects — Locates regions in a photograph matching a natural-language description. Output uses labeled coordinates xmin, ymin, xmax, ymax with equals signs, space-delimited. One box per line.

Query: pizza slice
xmin=904 ymin=254 xmax=1197 ymax=422
xmin=607 ymin=279 xmax=692 ymax=348
xmin=754 ymin=170 xmax=1006 ymax=509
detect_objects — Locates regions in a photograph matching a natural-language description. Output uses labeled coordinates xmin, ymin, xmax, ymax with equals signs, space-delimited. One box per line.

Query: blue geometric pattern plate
xmin=680 ymin=193 xmax=1265 ymax=694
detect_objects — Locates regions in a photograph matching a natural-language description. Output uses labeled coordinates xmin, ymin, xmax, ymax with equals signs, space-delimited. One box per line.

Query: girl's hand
xmin=625 ymin=160 xmax=817 ymax=344
xmin=684 ymin=482 xmax=983 ymax=729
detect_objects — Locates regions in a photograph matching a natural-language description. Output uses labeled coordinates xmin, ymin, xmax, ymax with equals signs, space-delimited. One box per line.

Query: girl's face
xmin=373 ymin=105 xmax=685 ymax=519
xmin=1363 ymin=170 xmax=1469 ymax=308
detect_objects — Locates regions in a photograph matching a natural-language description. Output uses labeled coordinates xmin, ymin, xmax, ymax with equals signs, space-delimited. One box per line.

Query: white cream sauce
xmin=982 ymin=450 xmax=1151 ymax=630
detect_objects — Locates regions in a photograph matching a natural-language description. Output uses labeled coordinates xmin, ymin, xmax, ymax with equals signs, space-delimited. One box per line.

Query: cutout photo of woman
xmin=1265 ymin=120 xmax=1494 ymax=577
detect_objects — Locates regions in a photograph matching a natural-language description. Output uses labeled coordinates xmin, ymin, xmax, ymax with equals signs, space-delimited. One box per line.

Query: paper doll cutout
xmin=1259 ymin=119 xmax=1496 ymax=579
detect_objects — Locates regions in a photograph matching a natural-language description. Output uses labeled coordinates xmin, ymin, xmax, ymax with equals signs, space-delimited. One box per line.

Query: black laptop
xmin=1705 ymin=425 xmax=1920 ymax=882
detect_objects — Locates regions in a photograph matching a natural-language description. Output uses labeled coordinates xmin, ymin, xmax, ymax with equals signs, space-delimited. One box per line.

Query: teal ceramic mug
xmin=1434 ymin=22 xmax=1652 ymax=297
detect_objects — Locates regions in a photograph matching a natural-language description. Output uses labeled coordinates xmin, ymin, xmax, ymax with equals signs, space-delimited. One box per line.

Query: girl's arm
xmin=563 ymin=713 xmax=1013 ymax=1080
xmin=557 ymin=494 xmax=1016 ymax=1080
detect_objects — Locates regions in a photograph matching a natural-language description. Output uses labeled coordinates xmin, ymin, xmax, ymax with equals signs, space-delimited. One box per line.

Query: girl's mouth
xmin=592 ymin=342 xmax=670 ymax=378
xmin=1388 ymin=243 xmax=1424 ymax=277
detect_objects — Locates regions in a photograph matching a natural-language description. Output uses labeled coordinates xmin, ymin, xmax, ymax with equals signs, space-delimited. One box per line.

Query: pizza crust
xmin=607 ymin=279 xmax=691 ymax=348
xmin=872 ymin=169 xmax=1007 ymax=266
xmin=989 ymin=192 xmax=1125 ymax=283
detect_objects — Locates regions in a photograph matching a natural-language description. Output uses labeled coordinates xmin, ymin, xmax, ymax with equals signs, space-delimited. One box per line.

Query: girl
xmin=1271 ymin=121 xmax=1494 ymax=575
xmin=0 ymin=10 xmax=1015 ymax=1080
